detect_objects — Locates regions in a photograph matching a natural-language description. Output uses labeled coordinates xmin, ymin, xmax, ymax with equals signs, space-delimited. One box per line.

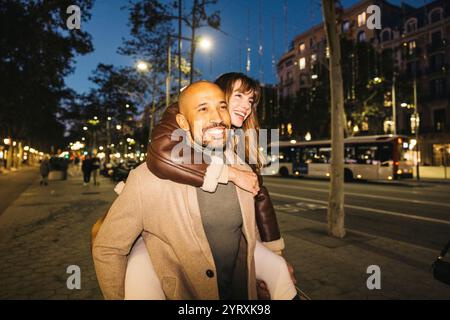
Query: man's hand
xmin=228 ymin=166 xmax=260 ymax=196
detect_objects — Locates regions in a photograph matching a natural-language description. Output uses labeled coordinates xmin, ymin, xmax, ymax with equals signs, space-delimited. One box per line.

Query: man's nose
xmin=210 ymin=108 xmax=224 ymax=123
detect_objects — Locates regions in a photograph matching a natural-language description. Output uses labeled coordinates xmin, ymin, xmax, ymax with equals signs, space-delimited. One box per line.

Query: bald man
xmin=93 ymin=81 xmax=259 ymax=300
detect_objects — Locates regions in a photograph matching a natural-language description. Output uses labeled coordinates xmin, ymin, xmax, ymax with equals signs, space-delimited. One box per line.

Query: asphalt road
xmin=263 ymin=176 xmax=450 ymax=251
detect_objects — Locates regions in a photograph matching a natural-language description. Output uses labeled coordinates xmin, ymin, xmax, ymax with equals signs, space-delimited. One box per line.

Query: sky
xmin=65 ymin=0 xmax=426 ymax=95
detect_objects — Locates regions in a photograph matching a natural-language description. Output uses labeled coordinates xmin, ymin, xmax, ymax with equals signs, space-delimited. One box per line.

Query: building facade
xmin=277 ymin=0 xmax=449 ymax=166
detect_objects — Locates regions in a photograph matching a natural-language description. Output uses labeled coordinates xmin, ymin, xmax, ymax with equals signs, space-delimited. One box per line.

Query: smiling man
xmin=93 ymin=81 xmax=258 ymax=300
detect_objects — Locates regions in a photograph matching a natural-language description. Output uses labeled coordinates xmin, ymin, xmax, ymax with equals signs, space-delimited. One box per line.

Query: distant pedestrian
xmin=82 ymin=155 xmax=93 ymax=186
xmin=39 ymin=156 xmax=50 ymax=186
xmin=91 ymin=155 xmax=100 ymax=186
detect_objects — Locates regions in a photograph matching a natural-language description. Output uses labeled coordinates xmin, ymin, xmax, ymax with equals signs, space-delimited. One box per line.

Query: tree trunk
xmin=189 ymin=0 xmax=198 ymax=84
xmin=178 ymin=0 xmax=182 ymax=91
xmin=322 ymin=0 xmax=346 ymax=238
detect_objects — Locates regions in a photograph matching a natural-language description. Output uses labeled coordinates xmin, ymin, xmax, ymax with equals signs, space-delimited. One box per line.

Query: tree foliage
xmin=0 ymin=0 xmax=94 ymax=151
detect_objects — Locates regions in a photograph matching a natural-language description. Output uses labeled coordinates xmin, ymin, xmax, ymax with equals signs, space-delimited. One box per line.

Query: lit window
xmin=342 ymin=21 xmax=350 ymax=32
xmin=299 ymin=57 xmax=306 ymax=70
xmin=299 ymin=43 xmax=305 ymax=53
xmin=357 ymin=12 xmax=366 ymax=27
xmin=325 ymin=47 xmax=330 ymax=58
xmin=311 ymin=54 xmax=317 ymax=62
xmin=358 ymin=31 xmax=366 ymax=42
xmin=408 ymin=41 xmax=416 ymax=55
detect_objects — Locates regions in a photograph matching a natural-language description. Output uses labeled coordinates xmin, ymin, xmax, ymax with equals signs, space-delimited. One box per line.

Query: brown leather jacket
xmin=146 ymin=103 xmax=282 ymax=243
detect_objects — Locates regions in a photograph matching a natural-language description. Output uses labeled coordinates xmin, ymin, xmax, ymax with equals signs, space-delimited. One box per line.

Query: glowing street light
xmin=136 ymin=60 xmax=150 ymax=72
xmin=3 ymin=138 xmax=11 ymax=145
xmin=83 ymin=126 xmax=88 ymax=131
xmin=126 ymin=104 xmax=130 ymax=109
xmin=305 ymin=132 xmax=312 ymax=141
xmin=116 ymin=125 xmax=122 ymax=130
xmin=198 ymin=37 xmax=212 ymax=51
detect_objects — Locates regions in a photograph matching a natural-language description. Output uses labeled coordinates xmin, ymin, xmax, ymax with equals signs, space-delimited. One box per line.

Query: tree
xmin=322 ymin=0 xmax=346 ymax=238
xmin=0 ymin=0 xmax=94 ymax=153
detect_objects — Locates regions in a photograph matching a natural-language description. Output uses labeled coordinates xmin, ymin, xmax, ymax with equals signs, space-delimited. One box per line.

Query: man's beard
xmin=200 ymin=122 xmax=229 ymax=151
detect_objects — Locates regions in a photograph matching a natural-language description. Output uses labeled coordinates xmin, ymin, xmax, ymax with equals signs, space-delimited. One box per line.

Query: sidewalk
xmin=0 ymin=167 xmax=115 ymax=299
xmin=279 ymin=211 xmax=450 ymax=299
xmin=1 ymin=165 xmax=449 ymax=299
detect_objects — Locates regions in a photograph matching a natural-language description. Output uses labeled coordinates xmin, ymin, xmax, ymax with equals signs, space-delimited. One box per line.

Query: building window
xmin=430 ymin=78 xmax=446 ymax=97
xmin=430 ymin=8 xmax=443 ymax=24
xmin=325 ymin=46 xmax=330 ymax=58
xmin=285 ymin=59 xmax=293 ymax=68
xmin=311 ymin=54 xmax=317 ymax=62
xmin=430 ymin=54 xmax=444 ymax=72
xmin=287 ymin=71 xmax=293 ymax=82
xmin=406 ymin=19 xmax=417 ymax=33
xmin=408 ymin=41 xmax=416 ymax=55
xmin=299 ymin=57 xmax=306 ymax=70
xmin=300 ymin=74 xmax=307 ymax=86
xmin=357 ymin=31 xmax=366 ymax=42
xmin=381 ymin=30 xmax=391 ymax=42
xmin=433 ymin=109 xmax=446 ymax=132
xmin=431 ymin=30 xmax=442 ymax=45
xmin=342 ymin=21 xmax=350 ymax=32
xmin=299 ymin=43 xmax=305 ymax=54
xmin=357 ymin=12 xmax=366 ymax=27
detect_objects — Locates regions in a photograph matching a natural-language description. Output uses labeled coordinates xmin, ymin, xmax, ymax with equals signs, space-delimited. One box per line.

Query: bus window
xmin=317 ymin=147 xmax=331 ymax=163
xmin=345 ymin=146 xmax=357 ymax=164
xmin=378 ymin=144 xmax=393 ymax=163
xmin=356 ymin=145 xmax=378 ymax=164
xmin=279 ymin=147 xmax=292 ymax=163
xmin=302 ymin=147 xmax=317 ymax=164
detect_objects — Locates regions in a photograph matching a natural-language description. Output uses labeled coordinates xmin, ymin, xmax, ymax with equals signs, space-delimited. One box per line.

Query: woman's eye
xmin=220 ymin=105 xmax=227 ymax=109
xmin=199 ymin=107 xmax=207 ymax=112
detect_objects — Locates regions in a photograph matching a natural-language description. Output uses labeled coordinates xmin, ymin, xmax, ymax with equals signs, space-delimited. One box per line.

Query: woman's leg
xmin=254 ymin=240 xmax=297 ymax=300
xmin=124 ymin=236 xmax=166 ymax=300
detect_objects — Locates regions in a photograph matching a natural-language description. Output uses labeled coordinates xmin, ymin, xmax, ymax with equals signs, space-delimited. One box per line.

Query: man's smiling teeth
xmin=206 ymin=128 xmax=224 ymax=135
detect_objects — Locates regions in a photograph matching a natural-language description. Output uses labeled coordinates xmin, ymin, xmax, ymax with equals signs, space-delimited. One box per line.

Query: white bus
xmin=264 ymin=135 xmax=414 ymax=181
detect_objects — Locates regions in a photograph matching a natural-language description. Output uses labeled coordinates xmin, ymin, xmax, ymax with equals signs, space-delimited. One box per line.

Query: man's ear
xmin=176 ymin=113 xmax=190 ymax=131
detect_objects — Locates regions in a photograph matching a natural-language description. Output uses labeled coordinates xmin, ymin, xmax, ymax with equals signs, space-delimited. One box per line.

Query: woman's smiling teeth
xmin=234 ymin=111 xmax=246 ymax=118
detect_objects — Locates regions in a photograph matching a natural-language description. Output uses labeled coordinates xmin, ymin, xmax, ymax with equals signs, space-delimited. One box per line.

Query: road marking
xmin=269 ymin=192 xmax=450 ymax=226
xmin=264 ymin=177 xmax=446 ymax=196
xmin=265 ymin=182 xmax=450 ymax=209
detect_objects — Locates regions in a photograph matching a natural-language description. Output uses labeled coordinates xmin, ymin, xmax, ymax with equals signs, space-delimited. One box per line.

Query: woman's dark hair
xmin=214 ymin=72 xmax=261 ymax=108
xmin=214 ymin=72 xmax=263 ymax=170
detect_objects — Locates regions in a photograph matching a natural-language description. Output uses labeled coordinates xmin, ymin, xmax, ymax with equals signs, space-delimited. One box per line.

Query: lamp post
xmin=413 ymin=77 xmax=420 ymax=180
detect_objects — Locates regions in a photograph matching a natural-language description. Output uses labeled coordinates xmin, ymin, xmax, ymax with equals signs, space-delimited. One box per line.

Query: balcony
xmin=420 ymin=125 xmax=450 ymax=135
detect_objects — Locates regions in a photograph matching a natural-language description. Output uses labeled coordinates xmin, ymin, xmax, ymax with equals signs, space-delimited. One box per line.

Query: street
xmin=264 ymin=176 xmax=450 ymax=251
xmin=0 ymin=167 xmax=449 ymax=299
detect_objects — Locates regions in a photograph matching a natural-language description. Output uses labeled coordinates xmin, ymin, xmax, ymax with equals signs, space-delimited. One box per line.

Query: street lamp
xmin=136 ymin=60 xmax=150 ymax=72
xmin=198 ymin=37 xmax=212 ymax=51
xmin=305 ymin=132 xmax=312 ymax=141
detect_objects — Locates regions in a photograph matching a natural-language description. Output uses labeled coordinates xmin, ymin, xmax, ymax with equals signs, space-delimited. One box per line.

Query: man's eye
xmin=235 ymin=94 xmax=242 ymax=98
xmin=220 ymin=105 xmax=228 ymax=109
xmin=199 ymin=107 xmax=207 ymax=112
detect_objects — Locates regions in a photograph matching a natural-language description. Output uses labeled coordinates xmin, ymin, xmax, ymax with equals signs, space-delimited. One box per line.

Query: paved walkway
xmin=0 ymin=167 xmax=114 ymax=299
